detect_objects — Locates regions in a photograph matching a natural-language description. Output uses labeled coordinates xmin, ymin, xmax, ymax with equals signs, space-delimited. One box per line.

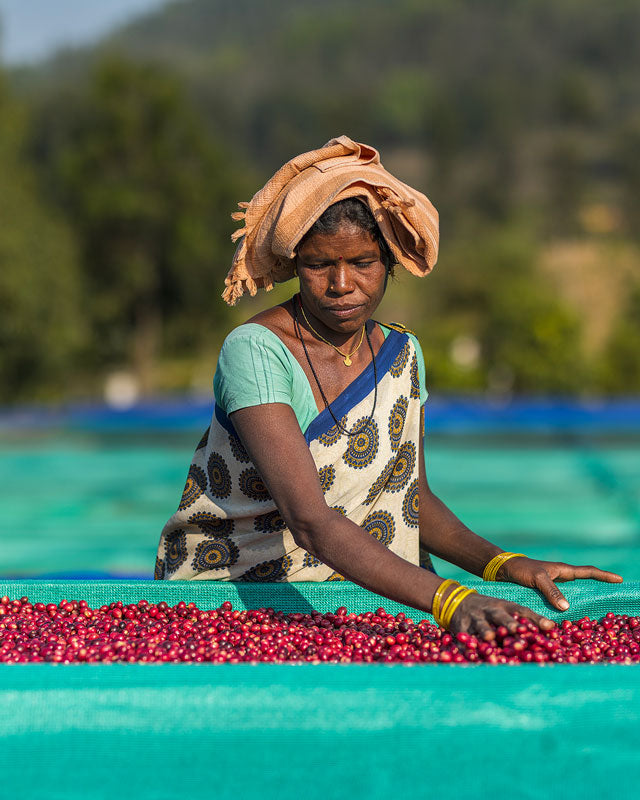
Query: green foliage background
xmin=2 ymin=0 xmax=639 ymax=403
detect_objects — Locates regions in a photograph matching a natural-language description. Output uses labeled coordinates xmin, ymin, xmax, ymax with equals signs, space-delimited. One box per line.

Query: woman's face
xmin=295 ymin=221 xmax=388 ymax=335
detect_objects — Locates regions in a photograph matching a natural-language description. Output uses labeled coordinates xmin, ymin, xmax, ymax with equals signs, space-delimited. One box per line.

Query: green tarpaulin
xmin=1 ymin=432 xmax=638 ymax=579
xmin=1 ymin=579 xmax=639 ymax=800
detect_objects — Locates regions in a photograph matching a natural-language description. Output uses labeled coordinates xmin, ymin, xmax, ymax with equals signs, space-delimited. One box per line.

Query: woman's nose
xmin=329 ymin=264 xmax=354 ymax=294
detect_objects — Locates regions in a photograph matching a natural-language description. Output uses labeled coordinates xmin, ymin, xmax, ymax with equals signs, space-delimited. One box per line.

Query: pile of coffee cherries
xmin=0 ymin=595 xmax=638 ymax=664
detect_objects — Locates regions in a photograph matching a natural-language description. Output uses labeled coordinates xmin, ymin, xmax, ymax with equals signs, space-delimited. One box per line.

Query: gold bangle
xmin=436 ymin=585 xmax=467 ymax=627
xmin=482 ymin=552 xmax=526 ymax=582
xmin=441 ymin=588 xmax=477 ymax=630
xmin=432 ymin=579 xmax=458 ymax=623
xmin=432 ymin=579 xmax=458 ymax=622
xmin=484 ymin=553 xmax=508 ymax=582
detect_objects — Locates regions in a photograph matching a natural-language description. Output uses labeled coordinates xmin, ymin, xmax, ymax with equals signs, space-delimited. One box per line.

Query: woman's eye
xmin=302 ymin=260 xmax=375 ymax=268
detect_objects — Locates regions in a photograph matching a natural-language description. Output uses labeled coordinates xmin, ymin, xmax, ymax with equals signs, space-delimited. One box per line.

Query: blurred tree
xmin=545 ymin=136 xmax=586 ymax=235
xmin=371 ymin=70 xmax=433 ymax=143
xmin=53 ymin=58 xmax=240 ymax=392
xmin=423 ymin=91 xmax=465 ymax=223
xmin=0 ymin=76 xmax=83 ymax=403
xmin=615 ymin=120 xmax=640 ymax=238
xmin=423 ymin=225 xmax=586 ymax=395
xmin=482 ymin=276 xmax=585 ymax=395
xmin=6 ymin=0 xmax=640 ymax=398
xmin=553 ymin=69 xmax=600 ymax=126
xmin=598 ymin=282 xmax=640 ymax=394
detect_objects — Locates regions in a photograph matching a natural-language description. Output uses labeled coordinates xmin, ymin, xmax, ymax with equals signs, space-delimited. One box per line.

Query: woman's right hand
xmin=447 ymin=592 xmax=555 ymax=640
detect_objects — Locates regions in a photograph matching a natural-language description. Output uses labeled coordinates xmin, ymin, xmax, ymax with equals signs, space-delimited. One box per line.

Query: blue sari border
xmin=214 ymin=402 xmax=236 ymax=436
xmin=304 ymin=328 xmax=407 ymax=444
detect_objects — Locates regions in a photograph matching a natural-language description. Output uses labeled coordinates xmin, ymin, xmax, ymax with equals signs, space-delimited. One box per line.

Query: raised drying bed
xmin=1 ymin=580 xmax=639 ymax=800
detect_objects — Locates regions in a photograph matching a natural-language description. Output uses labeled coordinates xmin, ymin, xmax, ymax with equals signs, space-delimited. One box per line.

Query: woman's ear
xmin=383 ymin=262 xmax=395 ymax=292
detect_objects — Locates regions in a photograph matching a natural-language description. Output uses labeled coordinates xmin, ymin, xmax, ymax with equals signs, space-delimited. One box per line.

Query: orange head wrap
xmin=222 ymin=135 xmax=439 ymax=305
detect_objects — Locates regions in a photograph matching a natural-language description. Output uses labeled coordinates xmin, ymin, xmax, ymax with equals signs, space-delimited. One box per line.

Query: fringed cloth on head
xmin=222 ymin=135 xmax=439 ymax=305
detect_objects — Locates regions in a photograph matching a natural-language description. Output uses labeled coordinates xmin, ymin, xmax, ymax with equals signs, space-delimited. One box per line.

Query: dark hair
xmin=299 ymin=198 xmax=394 ymax=272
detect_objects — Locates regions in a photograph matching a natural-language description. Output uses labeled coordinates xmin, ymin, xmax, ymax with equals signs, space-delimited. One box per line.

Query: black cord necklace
xmin=292 ymin=294 xmax=378 ymax=437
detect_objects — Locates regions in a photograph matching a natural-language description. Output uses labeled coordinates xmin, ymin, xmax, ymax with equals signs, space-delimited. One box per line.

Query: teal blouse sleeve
xmin=213 ymin=324 xmax=319 ymax=432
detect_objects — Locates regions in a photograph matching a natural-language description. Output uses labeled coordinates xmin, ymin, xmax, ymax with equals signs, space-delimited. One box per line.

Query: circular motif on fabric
xmin=327 ymin=571 xmax=345 ymax=581
xmin=318 ymin=417 xmax=347 ymax=447
xmin=254 ymin=509 xmax=287 ymax=534
xmin=402 ymin=478 xmax=420 ymax=528
xmin=342 ymin=418 xmax=379 ymax=470
xmin=386 ymin=441 xmax=416 ymax=493
xmin=207 ymin=452 xmax=232 ymax=499
xmin=303 ymin=551 xmax=321 ymax=568
xmin=363 ymin=458 xmax=395 ymax=505
xmin=178 ymin=465 xmax=207 ymax=510
xmin=228 ymin=432 xmax=250 ymax=464
xmin=332 ymin=505 xmax=347 ymax=516
xmin=188 ymin=511 xmax=234 ymax=538
xmin=164 ymin=529 xmax=188 ymax=575
xmin=388 ymin=396 xmax=408 ymax=451
xmin=154 ymin=556 xmax=165 ymax=580
xmin=363 ymin=510 xmax=396 ymax=547
xmin=409 ymin=353 xmax=420 ymax=399
xmin=240 ymin=555 xmax=292 ymax=582
xmin=318 ymin=465 xmax=336 ymax=494
xmin=239 ymin=467 xmax=271 ymax=502
xmin=195 ymin=427 xmax=210 ymax=451
xmin=390 ymin=342 xmax=410 ymax=377
xmin=191 ymin=536 xmax=239 ymax=572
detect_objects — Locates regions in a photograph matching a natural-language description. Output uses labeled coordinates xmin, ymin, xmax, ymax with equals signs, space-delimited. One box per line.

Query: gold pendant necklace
xmin=297 ymin=296 xmax=365 ymax=367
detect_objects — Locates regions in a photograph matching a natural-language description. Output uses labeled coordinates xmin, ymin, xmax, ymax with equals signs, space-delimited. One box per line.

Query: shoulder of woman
xmin=214 ymin=323 xmax=300 ymax=414
xmin=240 ymin=302 xmax=292 ymax=333
xmin=378 ymin=320 xmax=417 ymax=337
xmin=217 ymin=323 xmax=300 ymax=383
xmin=221 ymin=321 xmax=289 ymax=355
xmin=378 ymin=321 xmax=422 ymax=357
xmin=377 ymin=321 xmax=428 ymax=404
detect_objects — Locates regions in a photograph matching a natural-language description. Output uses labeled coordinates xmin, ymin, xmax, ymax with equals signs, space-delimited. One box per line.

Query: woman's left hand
xmin=499 ymin=557 xmax=623 ymax=610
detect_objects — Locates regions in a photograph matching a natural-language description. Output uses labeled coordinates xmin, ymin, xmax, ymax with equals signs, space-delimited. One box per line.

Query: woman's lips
xmin=324 ymin=305 xmax=362 ymax=318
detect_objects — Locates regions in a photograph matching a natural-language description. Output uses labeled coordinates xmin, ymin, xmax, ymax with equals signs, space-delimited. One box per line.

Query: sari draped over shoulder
xmin=155 ymin=328 xmax=427 ymax=581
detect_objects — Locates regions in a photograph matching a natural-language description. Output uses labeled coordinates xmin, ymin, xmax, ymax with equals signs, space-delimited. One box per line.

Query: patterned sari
xmin=155 ymin=327 xmax=429 ymax=581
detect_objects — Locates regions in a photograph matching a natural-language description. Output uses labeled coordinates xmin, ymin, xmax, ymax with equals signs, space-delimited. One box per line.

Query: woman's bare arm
xmin=230 ymin=403 xmax=444 ymax=614
xmin=229 ymin=403 xmax=554 ymax=637
xmin=417 ymin=419 xmax=622 ymax=615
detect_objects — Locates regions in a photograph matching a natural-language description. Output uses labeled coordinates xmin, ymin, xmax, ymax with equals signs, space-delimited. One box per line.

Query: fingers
xmin=447 ymin=596 xmax=495 ymax=640
xmin=510 ymin=602 xmax=555 ymax=631
xmin=542 ymin=562 xmax=623 ymax=583
xmin=485 ymin=604 xmax=521 ymax=634
xmin=470 ymin=615 xmax=495 ymax=642
xmin=558 ymin=565 xmax=623 ymax=583
xmin=449 ymin=595 xmax=554 ymax=639
xmin=534 ymin=571 xmax=569 ymax=611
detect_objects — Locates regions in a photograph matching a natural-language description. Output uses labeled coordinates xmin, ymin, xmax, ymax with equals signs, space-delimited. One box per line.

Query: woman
xmin=156 ymin=136 xmax=621 ymax=638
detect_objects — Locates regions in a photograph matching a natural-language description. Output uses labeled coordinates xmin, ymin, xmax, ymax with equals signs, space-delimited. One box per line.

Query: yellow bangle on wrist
xmin=440 ymin=587 xmax=477 ymax=630
xmin=482 ymin=552 xmax=526 ymax=582
xmin=437 ymin=584 xmax=466 ymax=627
xmin=432 ymin=579 xmax=459 ymax=623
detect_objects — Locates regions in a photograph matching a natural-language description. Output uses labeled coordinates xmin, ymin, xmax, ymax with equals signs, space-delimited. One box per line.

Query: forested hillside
xmin=3 ymin=0 xmax=639 ymax=401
